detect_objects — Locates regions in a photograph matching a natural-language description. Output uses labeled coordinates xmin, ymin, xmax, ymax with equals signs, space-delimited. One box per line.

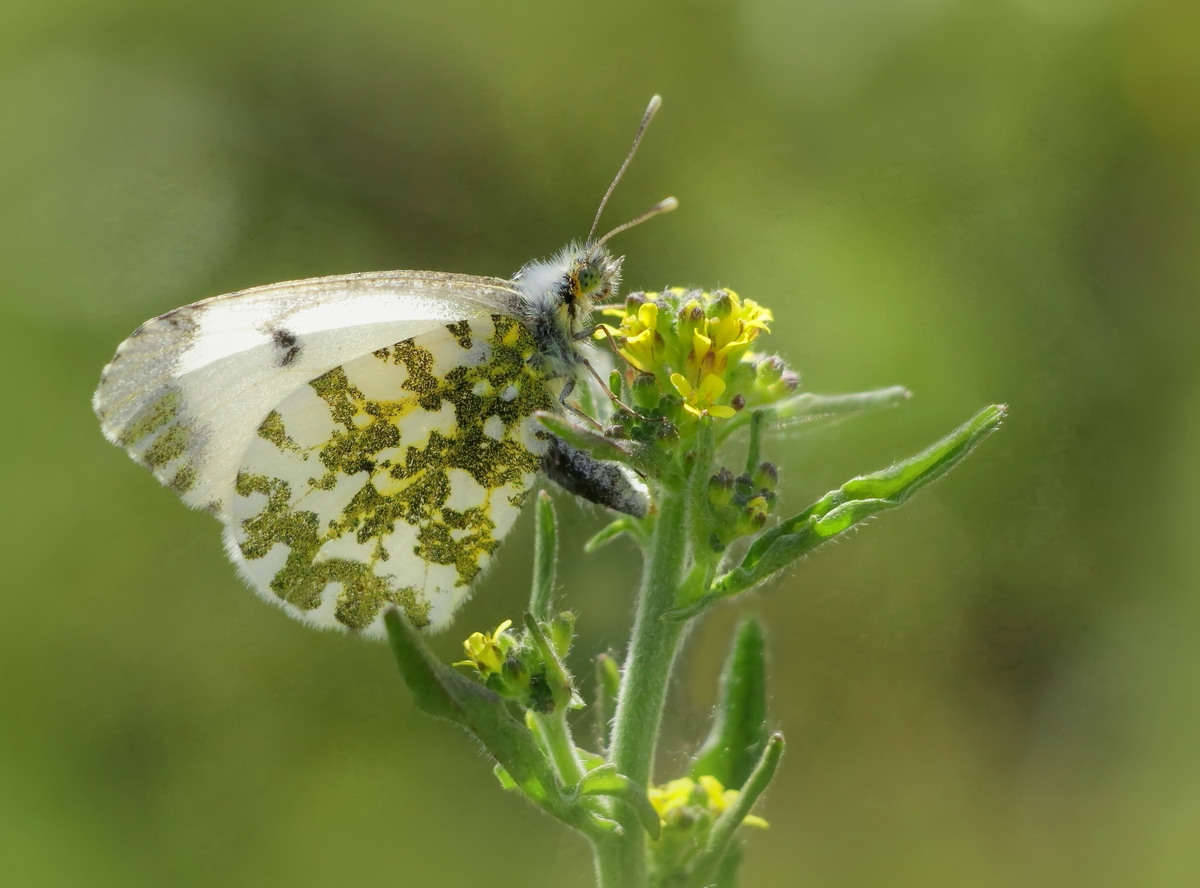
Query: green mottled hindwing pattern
xmin=224 ymin=314 xmax=556 ymax=637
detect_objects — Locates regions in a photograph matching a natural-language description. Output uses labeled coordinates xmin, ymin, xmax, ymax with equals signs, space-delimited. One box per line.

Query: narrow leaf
xmin=595 ymin=652 xmax=621 ymax=752
xmin=584 ymin=518 xmax=637 ymax=552
xmin=768 ymin=385 xmax=911 ymax=429
xmin=533 ymin=410 xmax=637 ymax=464
xmin=689 ymin=618 xmax=768 ymax=789
xmin=707 ymin=404 xmax=1006 ymax=602
xmin=386 ymin=609 xmax=622 ymax=838
xmin=692 ymin=733 xmax=784 ymax=886
xmin=577 ymin=764 xmax=662 ymax=840
xmin=384 ymin=610 xmax=562 ymax=814
xmin=529 ymin=491 xmax=558 ymax=620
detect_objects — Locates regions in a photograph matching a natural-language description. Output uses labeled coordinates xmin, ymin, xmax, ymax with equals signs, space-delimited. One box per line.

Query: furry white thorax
xmin=510 ymin=241 xmax=623 ymax=379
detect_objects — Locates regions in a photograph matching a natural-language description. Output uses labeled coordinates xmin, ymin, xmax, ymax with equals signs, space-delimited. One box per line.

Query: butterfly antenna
xmin=592 ymin=197 xmax=678 ymax=252
xmin=588 ymin=95 xmax=664 ymax=243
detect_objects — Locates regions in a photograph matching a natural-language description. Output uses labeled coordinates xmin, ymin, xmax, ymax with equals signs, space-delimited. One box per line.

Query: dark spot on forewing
xmin=446 ymin=319 xmax=473 ymax=349
xmin=272 ymin=328 xmax=302 ymax=366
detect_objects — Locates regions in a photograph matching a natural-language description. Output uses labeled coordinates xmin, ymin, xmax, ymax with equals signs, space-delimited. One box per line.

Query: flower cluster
xmin=454 ymin=619 xmax=515 ymax=678
xmin=454 ymin=615 xmax=577 ymax=713
xmin=706 ymin=461 xmax=781 ymax=550
xmin=599 ymin=289 xmax=791 ymax=429
xmin=649 ymin=775 xmax=768 ymax=828
xmin=647 ymin=774 xmax=768 ymax=878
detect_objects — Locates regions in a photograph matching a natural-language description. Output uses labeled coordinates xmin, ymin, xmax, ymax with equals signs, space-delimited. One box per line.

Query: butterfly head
xmin=509 ymin=242 xmax=622 ymax=376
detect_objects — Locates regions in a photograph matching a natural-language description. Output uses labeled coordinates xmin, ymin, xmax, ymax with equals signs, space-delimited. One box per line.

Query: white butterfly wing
xmin=223 ymin=313 xmax=556 ymax=637
xmin=95 ymin=270 xmax=523 ymax=512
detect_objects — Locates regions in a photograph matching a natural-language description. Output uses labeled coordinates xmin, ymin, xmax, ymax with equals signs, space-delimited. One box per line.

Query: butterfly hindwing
xmin=224 ymin=314 xmax=558 ymax=637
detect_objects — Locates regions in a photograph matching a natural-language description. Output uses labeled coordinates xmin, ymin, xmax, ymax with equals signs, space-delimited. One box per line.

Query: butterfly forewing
xmin=94 ymin=271 xmax=524 ymax=512
xmin=223 ymin=313 xmax=558 ymax=637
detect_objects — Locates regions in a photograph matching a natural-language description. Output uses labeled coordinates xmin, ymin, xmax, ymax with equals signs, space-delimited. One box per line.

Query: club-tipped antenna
xmin=590 ymin=196 xmax=678 ymax=254
xmin=587 ymin=95 xmax=664 ymax=243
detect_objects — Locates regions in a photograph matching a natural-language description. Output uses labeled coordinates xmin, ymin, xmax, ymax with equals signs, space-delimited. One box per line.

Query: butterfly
xmin=94 ymin=96 xmax=676 ymax=639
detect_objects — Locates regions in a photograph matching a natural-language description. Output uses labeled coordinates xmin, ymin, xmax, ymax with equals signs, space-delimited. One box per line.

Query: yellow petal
xmin=637 ymin=301 xmax=659 ymax=330
xmin=708 ymin=405 xmax=737 ymax=419
xmin=698 ymin=775 xmax=726 ymax=808
xmin=711 ymin=313 xmax=742 ymax=349
xmin=698 ymin=374 xmax=727 ymax=399
xmin=669 ymin=372 xmax=693 ymax=398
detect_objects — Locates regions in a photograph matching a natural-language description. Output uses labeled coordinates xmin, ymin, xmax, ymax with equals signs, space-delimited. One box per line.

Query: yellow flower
xmin=670 ymin=372 xmax=737 ymax=420
xmin=599 ymin=300 xmax=665 ymax=373
xmin=454 ymin=619 xmax=513 ymax=676
xmin=706 ymin=293 xmax=772 ymax=363
xmin=596 ymin=289 xmax=783 ymax=425
xmin=647 ymin=775 xmax=769 ymax=830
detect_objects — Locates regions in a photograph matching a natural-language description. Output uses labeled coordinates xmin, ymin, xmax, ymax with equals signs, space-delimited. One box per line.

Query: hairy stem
xmin=534 ymin=711 xmax=586 ymax=787
xmin=594 ymin=485 xmax=691 ymax=887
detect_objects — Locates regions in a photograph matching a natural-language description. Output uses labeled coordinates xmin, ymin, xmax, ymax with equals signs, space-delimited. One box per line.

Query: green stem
xmin=594 ymin=484 xmax=692 ymax=887
xmin=533 ymin=711 xmax=586 ymax=786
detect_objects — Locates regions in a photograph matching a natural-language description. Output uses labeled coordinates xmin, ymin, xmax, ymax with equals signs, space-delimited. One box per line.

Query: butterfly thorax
xmin=511 ymin=241 xmax=622 ymax=379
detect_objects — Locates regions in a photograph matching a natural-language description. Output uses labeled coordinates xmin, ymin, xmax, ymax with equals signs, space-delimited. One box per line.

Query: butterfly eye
xmin=576 ymin=262 xmax=602 ymax=296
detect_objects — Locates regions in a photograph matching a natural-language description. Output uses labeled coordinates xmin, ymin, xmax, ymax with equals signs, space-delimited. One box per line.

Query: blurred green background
xmin=4 ymin=0 xmax=1199 ymax=885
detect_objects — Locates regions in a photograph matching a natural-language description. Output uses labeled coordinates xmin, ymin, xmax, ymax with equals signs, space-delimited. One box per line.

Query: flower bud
xmin=708 ymin=289 xmax=734 ymax=318
xmin=753 ymin=461 xmax=779 ymax=490
xmin=677 ymin=298 xmax=705 ymax=329
xmin=756 ymin=355 xmax=785 ymax=386
xmin=608 ymin=368 xmax=623 ymax=398
xmin=760 ymin=489 xmax=778 ymax=512
xmin=656 ymin=421 xmax=679 ymax=443
xmin=549 ymin=612 xmax=575 ymax=659
xmin=708 ymin=468 xmax=735 ymax=506
xmin=739 ymin=496 xmax=769 ymax=533
xmin=502 ymin=655 xmax=530 ymax=693
xmin=632 ymin=372 xmax=660 ymax=410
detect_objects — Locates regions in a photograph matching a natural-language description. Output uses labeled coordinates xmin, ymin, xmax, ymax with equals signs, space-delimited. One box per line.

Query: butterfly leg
xmin=555 ymin=375 xmax=609 ymax=432
xmin=574 ymin=325 xmax=663 ymax=423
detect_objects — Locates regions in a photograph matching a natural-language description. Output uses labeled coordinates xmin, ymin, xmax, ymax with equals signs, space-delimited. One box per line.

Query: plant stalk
xmin=593 ymin=484 xmax=692 ymax=887
xmin=534 ymin=711 xmax=586 ymax=786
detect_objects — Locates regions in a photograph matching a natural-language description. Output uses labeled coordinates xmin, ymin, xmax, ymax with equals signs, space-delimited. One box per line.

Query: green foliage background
xmin=3 ymin=1 xmax=1198 ymax=885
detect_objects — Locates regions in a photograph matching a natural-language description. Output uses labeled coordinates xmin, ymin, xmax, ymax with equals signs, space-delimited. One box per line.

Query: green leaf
xmin=533 ymin=410 xmax=638 ymax=464
xmin=577 ymin=764 xmax=662 ymax=840
xmin=767 ymin=385 xmax=911 ymax=429
xmin=689 ymin=619 xmax=768 ymax=790
xmin=701 ymin=404 xmax=1006 ymax=604
xmin=384 ymin=608 xmax=610 ymax=838
xmin=584 ymin=518 xmax=637 ymax=552
xmin=691 ymin=733 xmax=785 ymax=886
xmin=714 ymin=845 xmax=743 ymax=888
xmin=576 ymin=746 xmax=607 ymax=772
xmin=529 ymin=491 xmax=558 ymax=620
xmin=594 ymin=652 xmax=621 ymax=752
